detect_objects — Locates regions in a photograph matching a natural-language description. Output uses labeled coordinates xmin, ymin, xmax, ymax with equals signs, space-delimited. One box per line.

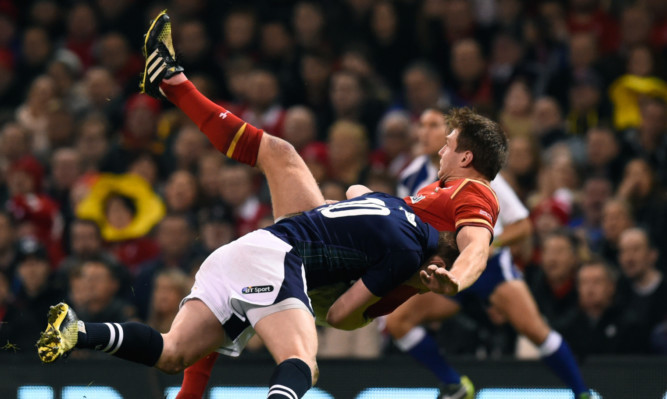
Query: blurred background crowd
xmin=0 ymin=0 xmax=666 ymax=362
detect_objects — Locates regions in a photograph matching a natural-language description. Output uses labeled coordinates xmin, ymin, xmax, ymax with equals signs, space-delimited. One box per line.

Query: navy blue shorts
xmin=453 ymin=247 xmax=522 ymax=303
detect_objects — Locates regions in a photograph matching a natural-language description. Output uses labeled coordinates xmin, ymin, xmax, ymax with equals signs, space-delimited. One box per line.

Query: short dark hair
xmin=446 ymin=108 xmax=508 ymax=180
xmin=579 ymin=257 xmax=618 ymax=284
xmin=434 ymin=231 xmax=459 ymax=270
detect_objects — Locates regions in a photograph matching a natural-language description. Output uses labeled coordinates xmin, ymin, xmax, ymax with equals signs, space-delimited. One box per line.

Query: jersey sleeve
xmin=361 ymin=250 xmax=422 ymax=297
xmin=451 ymin=182 xmax=498 ymax=237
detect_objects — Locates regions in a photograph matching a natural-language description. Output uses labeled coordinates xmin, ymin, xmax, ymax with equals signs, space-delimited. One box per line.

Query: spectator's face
xmin=84 ymin=69 xmax=118 ymax=106
xmin=586 ymin=129 xmax=618 ymax=167
xmin=67 ymin=3 xmax=97 ymax=39
xmin=22 ymin=28 xmax=51 ymax=66
xmin=126 ymin=105 xmax=157 ymax=141
xmin=174 ymin=126 xmax=209 ymax=168
xmin=27 ymin=75 xmax=56 ymax=110
xmin=569 ymin=34 xmax=597 ymax=70
xmin=46 ymin=108 xmax=75 ymax=147
xmin=403 ymin=69 xmax=439 ymax=114
xmin=581 ymin=178 xmax=612 ymax=225
xmin=98 ymin=34 xmax=130 ymax=73
xmin=330 ymin=73 xmax=363 ymax=115
xmin=293 ymin=3 xmax=324 ymax=42
xmin=17 ymin=257 xmax=50 ymax=296
xmin=601 ymin=201 xmax=633 ymax=243
xmin=541 ymin=236 xmax=577 ymax=284
xmin=201 ymin=222 xmax=235 ymax=251
xmin=0 ymin=124 xmax=30 ymax=161
xmin=71 ymin=222 xmax=101 ymax=258
xmin=328 ymin=125 xmax=367 ymax=166
xmin=577 ymin=264 xmax=614 ymax=313
xmin=532 ymin=98 xmax=562 ymax=134
xmin=165 ymin=171 xmax=198 ymax=212
xmin=451 ymin=41 xmax=485 ymax=83
xmin=7 ymin=170 xmax=35 ymax=196
xmin=105 ymin=197 xmax=133 ymax=230
xmin=51 ymin=150 xmax=81 ymax=190
xmin=371 ymin=2 xmax=398 ymax=41
xmin=81 ymin=262 xmax=118 ymax=303
xmin=628 ymin=47 xmax=654 ymax=77
xmin=157 ymin=217 xmax=192 ymax=259
xmin=503 ymin=81 xmax=532 ymax=115
xmin=219 ymin=167 xmax=254 ymax=207
xmin=621 ymin=9 xmax=651 ymax=47
xmin=283 ymin=108 xmax=316 ymax=151
xmin=224 ymin=12 xmax=255 ymax=50
xmin=48 ymin=61 xmax=75 ymax=96
xmin=418 ymin=109 xmax=447 ymax=157
xmin=443 ymin=0 xmax=474 ymax=34
xmin=548 ymin=154 xmax=578 ymax=190
xmin=260 ymin=23 xmax=291 ymax=58
xmin=151 ymin=274 xmax=189 ymax=315
xmin=76 ymin=120 xmax=107 ymax=168
xmin=639 ymin=102 xmax=667 ymax=139
xmin=301 ymin=55 xmax=331 ymax=87
xmin=178 ymin=22 xmax=208 ymax=61
xmin=0 ymin=215 xmax=14 ymax=250
xmin=246 ymin=71 xmax=279 ymax=110
xmin=197 ymin=155 xmax=223 ymax=198
xmin=619 ymin=230 xmax=656 ymax=280
xmin=621 ymin=159 xmax=653 ymax=199
xmin=380 ymin=117 xmax=411 ymax=158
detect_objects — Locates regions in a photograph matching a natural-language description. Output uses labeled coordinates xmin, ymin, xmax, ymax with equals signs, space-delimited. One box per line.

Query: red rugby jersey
xmin=404 ymin=178 xmax=499 ymax=236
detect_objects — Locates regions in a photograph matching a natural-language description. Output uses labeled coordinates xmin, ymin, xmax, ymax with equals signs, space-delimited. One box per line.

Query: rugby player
xmin=389 ymin=110 xmax=591 ymax=399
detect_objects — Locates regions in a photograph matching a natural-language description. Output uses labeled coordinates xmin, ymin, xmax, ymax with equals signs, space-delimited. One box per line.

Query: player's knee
xmin=263 ymin=135 xmax=299 ymax=167
xmin=385 ymin=312 xmax=417 ymax=338
xmin=156 ymin=337 xmax=195 ymax=374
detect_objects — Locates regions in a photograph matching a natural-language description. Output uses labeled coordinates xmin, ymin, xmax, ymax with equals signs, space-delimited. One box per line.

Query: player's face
xmin=437 ymin=129 xmax=460 ymax=181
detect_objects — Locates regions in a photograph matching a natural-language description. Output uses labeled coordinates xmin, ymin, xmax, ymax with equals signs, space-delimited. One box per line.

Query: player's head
xmin=429 ymin=231 xmax=459 ymax=269
xmin=438 ymin=108 xmax=508 ymax=182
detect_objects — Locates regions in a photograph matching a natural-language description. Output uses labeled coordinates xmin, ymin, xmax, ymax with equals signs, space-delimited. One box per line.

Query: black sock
xmin=77 ymin=322 xmax=163 ymax=366
xmin=267 ymin=358 xmax=312 ymax=399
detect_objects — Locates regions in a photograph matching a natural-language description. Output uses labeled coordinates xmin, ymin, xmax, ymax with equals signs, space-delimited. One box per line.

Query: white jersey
xmin=396 ymin=155 xmax=438 ymax=199
xmin=491 ymin=174 xmax=529 ymax=237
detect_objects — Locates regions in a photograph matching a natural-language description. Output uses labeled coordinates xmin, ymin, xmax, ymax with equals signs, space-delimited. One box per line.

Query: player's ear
xmin=460 ymin=150 xmax=473 ymax=167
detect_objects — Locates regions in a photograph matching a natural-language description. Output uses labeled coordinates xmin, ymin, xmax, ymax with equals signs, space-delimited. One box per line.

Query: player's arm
xmin=326 ymin=279 xmax=381 ymax=330
xmin=420 ymin=226 xmax=491 ymax=295
xmin=346 ymin=184 xmax=373 ymax=199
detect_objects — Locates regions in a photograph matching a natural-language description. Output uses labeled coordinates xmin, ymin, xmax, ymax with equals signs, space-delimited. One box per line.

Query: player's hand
xmin=419 ymin=264 xmax=461 ymax=296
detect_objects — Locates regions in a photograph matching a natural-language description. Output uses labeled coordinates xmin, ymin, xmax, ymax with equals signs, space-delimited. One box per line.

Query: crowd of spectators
xmin=0 ymin=0 xmax=666 ymax=361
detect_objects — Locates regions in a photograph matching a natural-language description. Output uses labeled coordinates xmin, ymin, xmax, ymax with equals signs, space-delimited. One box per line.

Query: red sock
xmin=160 ymin=80 xmax=263 ymax=166
xmin=175 ymin=352 xmax=219 ymax=399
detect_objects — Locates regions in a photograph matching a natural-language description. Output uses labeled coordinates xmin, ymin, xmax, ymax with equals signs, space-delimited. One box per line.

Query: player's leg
xmin=175 ymin=352 xmax=219 ymax=399
xmin=37 ymin=300 xmax=224 ymax=374
xmin=254 ymin=308 xmax=319 ymax=398
xmin=141 ymin=12 xmax=323 ymax=219
xmin=385 ymin=292 xmax=470 ymax=397
xmin=490 ymin=280 xmax=590 ymax=397
xmin=157 ymin=300 xmax=226 ymax=374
